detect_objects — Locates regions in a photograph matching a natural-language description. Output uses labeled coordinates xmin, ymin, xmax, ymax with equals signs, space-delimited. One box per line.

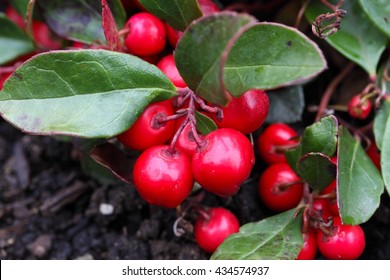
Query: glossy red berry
xmin=194 ymin=207 xmax=240 ymax=253
xmin=321 ymin=180 xmax=339 ymax=216
xmin=257 ymin=123 xmax=299 ymax=165
xmin=317 ymin=217 xmax=365 ymax=259
xmin=157 ymin=54 xmax=187 ymax=88
xmin=258 ymin=163 xmax=303 ymax=212
xmin=197 ymin=0 xmax=220 ymax=15
xmin=132 ymin=145 xmax=193 ymax=208
xmin=214 ymin=89 xmax=269 ymax=134
xmin=117 ymin=101 xmax=175 ymax=151
xmin=165 ymin=23 xmax=183 ymax=48
xmin=296 ymin=229 xmax=317 ymax=260
xmin=32 ymin=21 xmax=62 ymax=50
xmin=125 ymin=12 xmax=166 ymax=56
xmin=312 ymin=198 xmax=332 ymax=221
xmin=348 ymin=95 xmax=372 ymax=119
xmin=0 ymin=72 xmax=12 ymax=90
xmin=367 ymin=142 xmax=381 ymax=171
xmin=176 ymin=122 xmax=203 ymax=159
xmin=192 ymin=128 xmax=255 ymax=197
xmin=5 ymin=6 xmax=25 ymax=29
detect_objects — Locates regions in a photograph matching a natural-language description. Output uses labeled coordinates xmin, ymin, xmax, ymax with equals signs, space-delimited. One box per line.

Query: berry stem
xmin=274 ymin=180 xmax=305 ymax=192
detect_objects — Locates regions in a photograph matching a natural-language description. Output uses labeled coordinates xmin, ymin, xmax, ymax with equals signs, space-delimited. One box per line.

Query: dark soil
xmin=0 ymin=118 xmax=389 ymax=260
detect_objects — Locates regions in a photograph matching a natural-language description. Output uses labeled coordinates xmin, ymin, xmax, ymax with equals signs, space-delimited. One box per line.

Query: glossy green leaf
xmin=211 ymin=209 xmax=303 ymax=260
xmin=301 ymin=115 xmax=338 ymax=156
xmin=306 ymin=0 xmax=388 ymax=77
xmin=195 ymin=111 xmax=218 ymax=135
xmin=0 ymin=50 xmax=177 ymax=138
xmin=224 ymin=23 xmax=327 ymax=96
xmin=265 ymin=85 xmax=304 ymax=124
xmin=0 ymin=14 xmax=34 ymax=65
xmin=297 ymin=153 xmax=336 ymax=192
xmin=9 ymin=0 xmax=29 ymax=19
xmin=373 ymin=99 xmax=390 ymax=150
xmin=285 ymin=145 xmax=302 ymax=174
xmin=358 ymin=0 xmax=390 ymax=38
xmin=175 ymin=12 xmax=256 ymax=105
xmin=338 ymin=127 xmax=384 ymax=225
xmin=378 ymin=106 xmax=390 ymax=195
xmin=285 ymin=116 xmax=338 ymax=174
xmin=138 ymin=0 xmax=202 ymax=31
xmin=38 ymin=0 xmax=126 ymax=44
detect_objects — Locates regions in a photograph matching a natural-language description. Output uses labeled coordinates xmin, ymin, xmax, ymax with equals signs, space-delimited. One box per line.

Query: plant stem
xmin=315 ymin=62 xmax=354 ymax=121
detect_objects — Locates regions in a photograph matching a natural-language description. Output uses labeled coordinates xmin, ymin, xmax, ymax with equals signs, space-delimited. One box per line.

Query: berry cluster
xmin=256 ymin=124 xmax=365 ymax=259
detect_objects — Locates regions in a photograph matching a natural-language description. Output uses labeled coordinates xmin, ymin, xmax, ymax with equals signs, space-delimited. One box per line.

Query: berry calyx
xmin=192 ymin=128 xmax=255 ymax=197
xmin=157 ymin=54 xmax=187 ymax=88
xmin=175 ymin=122 xmax=204 ymax=159
xmin=317 ymin=217 xmax=365 ymax=260
xmin=132 ymin=145 xmax=193 ymax=208
xmin=257 ymin=123 xmax=299 ymax=165
xmin=258 ymin=163 xmax=304 ymax=212
xmin=348 ymin=95 xmax=372 ymax=120
xmin=117 ymin=101 xmax=175 ymax=151
xmin=213 ymin=89 xmax=269 ymax=134
xmin=124 ymin=12 xmax=166 ymax=56
xmin=194 ymin=207 xmax=240 ymax=253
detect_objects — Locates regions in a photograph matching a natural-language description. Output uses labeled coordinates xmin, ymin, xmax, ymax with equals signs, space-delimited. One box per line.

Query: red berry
xmin=348 ymin=95 xmax=372 ymax=119
xmin=157 ymin=54 xmax=187 ymax=88
xmin=192 ymin=128 xmax=255 ymax=197
xmin=0 ymin=72 xmax=12 ymax=90
xmin=5 ymin=6 xmax=25 ymax=29
xmin=257 ymin=123 xmax=299 ymax=165
xmin=125 ymin=12 xmax=166 ymax=56
xmin=317 ymin=217 xmax=365 ymax=260
xmin=212 ymin=89 xmax=269 ymax=134
xmin=258 ymin=163 xmax=303 ymax=212
xmin=198 ymin=0 xmax=220 ymax=15
xmin=165 ymin=23 xmax=183 ymax=48
xmin=32 ymin=21 xmax=62 ymax=50
xmin=194 ymin=207 xmax=240 ymax=253
xmin=367 ymin=142 xmax=381 ymax=171
xmin=117 ymin=101 xmax=175 ymax=151
xmin=321 ymin=180 xmax=339 ymax=216
xmin=176 ymin=122 xmax=203 ymax=159
xmin=296 ymin=229 xmax=317 ymax=260
xmin=132 ymin=145 xmax=193 ymax=208
xmin=312 ymin=198 xmax=332 ymax=221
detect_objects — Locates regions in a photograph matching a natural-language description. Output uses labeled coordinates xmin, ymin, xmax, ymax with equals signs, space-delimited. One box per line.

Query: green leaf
xmin=0 ymin=50 xmax=177 ymax=138
xmin=265 ymin=85 xmax=304 ymax=124
xmin=373 ymin=99 xmax=390 ymax=150
xmin=338 ymin=126 xmax=384 ymax=225
xmin=211 ymin=209 xmax=303 ymax=260
xmin=138 ymin=0 xmax=202 ymax=31
xmin=301 ymin=115 xmax=338 ymax=156
xmin=285 ymin=116 xmax=338 ymax=174
xmin=358 ymin=0 xmax=390 ymax=38
xmin=297 ymin=153 xmax=336 ymax=192
xmin=285 ymin=145 xmax=302 ymax=174
xmin=38 ymin=0 xmax=126 ymax=44
xmin=224 ymin=23 xmax=327 ymax=96
xmin=175 ymin=12 xmax=256 ymax=106
xmin=195 ymin=111 xmax=218 ymax=135
xmin=0 ymin=14 xmax=35 ymax=65
xmin=9 ymin=0 xmax=29 ymax=19
xmin=306 ymin=0 xmax=388 ymax=77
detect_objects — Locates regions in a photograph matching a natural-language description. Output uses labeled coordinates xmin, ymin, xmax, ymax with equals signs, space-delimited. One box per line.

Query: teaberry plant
xmin=0 ymin=0 xmax=389 ymax=260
